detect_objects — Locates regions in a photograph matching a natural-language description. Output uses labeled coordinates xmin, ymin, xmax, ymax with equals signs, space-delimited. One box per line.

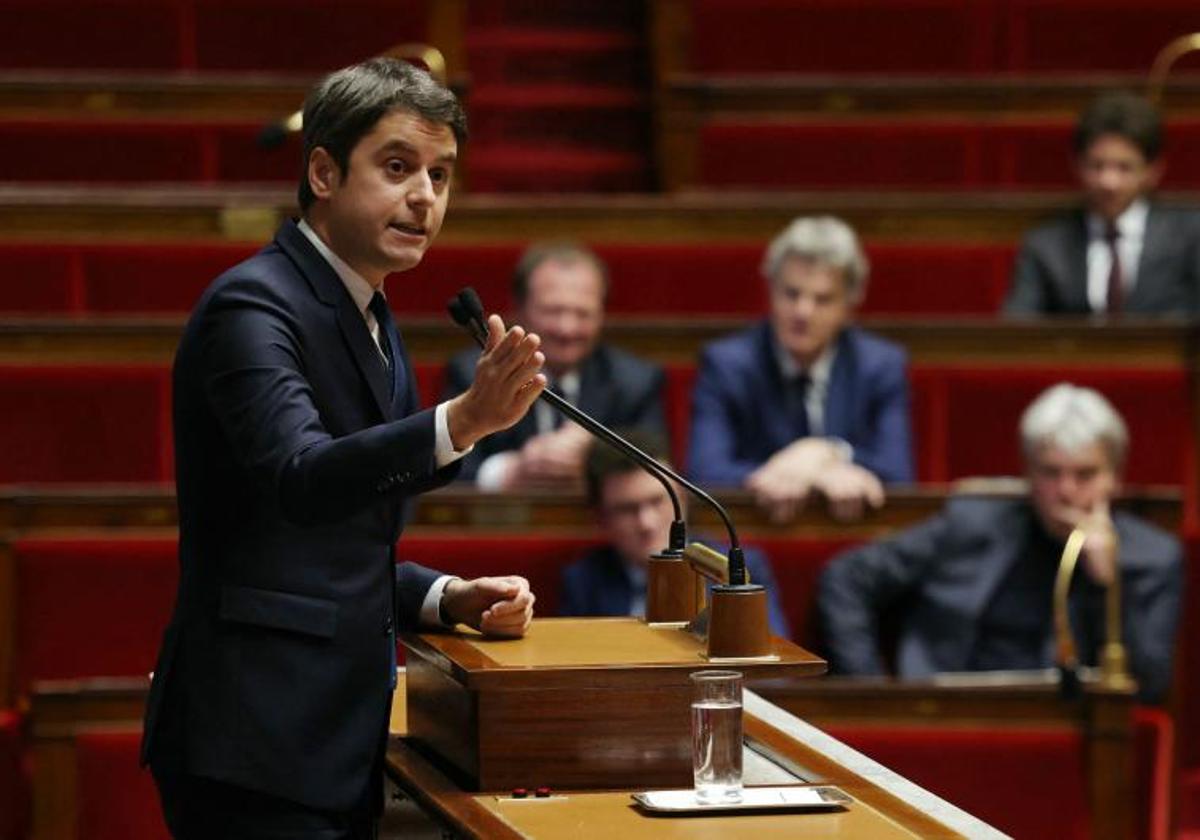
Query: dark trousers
xmin=151 ymin=767 xmax=380 ymax=840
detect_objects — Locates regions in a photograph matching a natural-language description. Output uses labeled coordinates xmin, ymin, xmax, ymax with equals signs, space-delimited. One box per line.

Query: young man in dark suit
xmin=142 ymin=59 xmax=544 ymax=839
xmin=444 ymin=241 xmax=666 ymax=489
xmin=819 ymin=385 xmax=1181 ymax=705
xmin=687 ymin=215 xmax=913 ymax=523
xmin=560 ymin=431 xmax=790 ymax=637
xmin=1005 ymin=91 xmax=1200 ymax=316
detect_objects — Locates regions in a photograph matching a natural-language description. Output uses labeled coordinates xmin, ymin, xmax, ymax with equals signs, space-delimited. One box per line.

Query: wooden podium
xmin=401 ymin=617 xmax=825 ymax=791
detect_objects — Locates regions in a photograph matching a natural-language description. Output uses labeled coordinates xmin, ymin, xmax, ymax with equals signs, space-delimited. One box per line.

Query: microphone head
xmin=446 ymin=295 xmax=472 ymax=328
xmin=459 ymin=287 xmax=486 ymax=323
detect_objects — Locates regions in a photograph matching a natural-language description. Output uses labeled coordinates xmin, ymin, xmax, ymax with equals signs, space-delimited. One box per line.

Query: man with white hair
xmin=687 ymin=215 xmax=913 ymax=521
xmin=819 ymin=384 xmax=1182 ymax=703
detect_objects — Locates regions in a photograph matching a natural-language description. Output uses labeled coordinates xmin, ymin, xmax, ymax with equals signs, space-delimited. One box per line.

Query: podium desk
xmin=394 ymin=620 xmax=1007 ymax=839
xmin=386 ymin=685 xmax=1009 ymax=839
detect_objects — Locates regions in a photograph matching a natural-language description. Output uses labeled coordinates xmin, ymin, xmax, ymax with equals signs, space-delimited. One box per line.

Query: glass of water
xmin=690 ymin=669 xmax=744 ymax=803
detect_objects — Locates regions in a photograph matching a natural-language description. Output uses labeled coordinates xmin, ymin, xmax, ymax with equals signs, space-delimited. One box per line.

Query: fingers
xmin=479 ymin=580 xmax=535 ymax=638
xmin=484 ymin=314 xmax=506 ymax=351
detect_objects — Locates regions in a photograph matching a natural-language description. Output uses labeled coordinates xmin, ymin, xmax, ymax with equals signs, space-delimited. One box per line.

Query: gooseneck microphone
xmin=447 ymin=287 xmax=748 ymax=585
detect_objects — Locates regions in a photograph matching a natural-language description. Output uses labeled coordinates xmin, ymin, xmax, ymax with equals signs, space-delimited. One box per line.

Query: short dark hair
xmin=298 ymin=57 xmax=468 ymax=213
xmin=511 ymin=240 xmax=610 ymax=307
xmin=1073 ymin=91 xmax=1163 ymax=162
xmin=585 ymin=429 xmax=670 ymax=508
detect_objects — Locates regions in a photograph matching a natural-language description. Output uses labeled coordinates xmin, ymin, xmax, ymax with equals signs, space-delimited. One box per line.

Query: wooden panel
xmin=0 ymin=486 xmax=1182 ymax=537
xmin=402 ymin=619 xmax=823 ymax=791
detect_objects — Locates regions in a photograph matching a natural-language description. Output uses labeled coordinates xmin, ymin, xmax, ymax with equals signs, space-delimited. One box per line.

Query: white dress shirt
xmin=297 ymin=219 xmax=465 ymax=625
xmin=1086 ymin=198 xmax=1148 ymax=312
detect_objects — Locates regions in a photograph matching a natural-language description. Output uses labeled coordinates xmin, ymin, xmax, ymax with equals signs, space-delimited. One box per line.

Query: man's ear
xmin=307 ymin=147 xmax=340 ymax=200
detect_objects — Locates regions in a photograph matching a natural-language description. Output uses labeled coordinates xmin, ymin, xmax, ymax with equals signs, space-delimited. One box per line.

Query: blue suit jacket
xmin=142 ymin=220 xmax=459 ymax=811
xmin=559 ymin=543 xmax=792 ymax=638
xmin=818 ymin=496 xmax=1183 ymax=704
xmin=687 ymin=322 xmax=913 ymax=485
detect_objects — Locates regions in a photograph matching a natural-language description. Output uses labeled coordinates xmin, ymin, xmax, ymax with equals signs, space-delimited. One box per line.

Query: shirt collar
xmin=1087 ymin=197 xmax=1149 ymax=241
xmin=297 ymin=218 xmax=381 ymax=315
xmin=772 ymin=331 xmax=837 ymax=386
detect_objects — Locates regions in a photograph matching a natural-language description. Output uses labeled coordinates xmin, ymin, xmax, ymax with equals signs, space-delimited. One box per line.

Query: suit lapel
xmin=576 ymin=350 xmax=611 ymax=419
xmin=756 ymin=324 xmax=798 ymax=450
xmin=823 ymin=331 xmax=854 ymax=439
xmin=274 ymin=220 xmax=393 ymax=421
xmin=1128 ymin=206 xmax=1164 ymax=312
xmin=1064 ymin=214 xmax=1091 ymax=311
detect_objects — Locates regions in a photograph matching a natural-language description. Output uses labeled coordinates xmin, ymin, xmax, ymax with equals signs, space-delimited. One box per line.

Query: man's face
xmin=1027 ymin=442 xmax=1119 ymax=540
xmin=768 ymin=256 xmax=854 ymax=366
xmin=598 ymin=469 xmax=675 ymax=568
xmin=312 ymin=109 xmax=456 ymax=286
xmin=1076 ymin=133 xmax=1161 ymax=223
xmin=518 ymin=258 xmax=604 ymax=376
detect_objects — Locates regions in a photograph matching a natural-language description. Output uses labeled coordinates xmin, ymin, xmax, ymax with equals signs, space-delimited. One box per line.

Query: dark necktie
xmin=368 ymin=291 xmax=401 ymax=400
xmin=546 ymin=380 xmax=566 ymax=430
xmin=1104 ymin=223 xmax=1123 ymax=314
xmin=786 ymin=374 xmax=811 ymax=439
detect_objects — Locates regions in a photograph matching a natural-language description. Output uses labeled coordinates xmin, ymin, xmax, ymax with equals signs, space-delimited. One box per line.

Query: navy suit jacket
xmin=444 ymin=342 xmax=666 ymax=481
xmin=1004 ymin=205 xmax=1200 ymax=315
xmin=559 ymin=543 xmax=792 ymax=638
xmin=141 ymin=220 xmax=460 ymax=811
xmin=687 ymin=322 xmax=913 ymax=486
xmin=818 ymin=496 xmax=1183 ymax=704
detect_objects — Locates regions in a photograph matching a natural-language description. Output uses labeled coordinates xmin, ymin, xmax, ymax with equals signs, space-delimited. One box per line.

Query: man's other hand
xmin=441 ymin=575 xmax=535 ymax=638
xmin=812 ymin=462 xmax=885 ymax=522
xmin=447 ymin=314 xmax=545 ymax=450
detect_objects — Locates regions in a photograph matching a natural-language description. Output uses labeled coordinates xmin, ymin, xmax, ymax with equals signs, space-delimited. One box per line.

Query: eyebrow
xmin=378 ymin=139 xmax=457 ymax=164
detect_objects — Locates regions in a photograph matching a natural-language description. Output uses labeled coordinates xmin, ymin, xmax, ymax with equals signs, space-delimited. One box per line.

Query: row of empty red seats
xmin=689 ymin=0 xmax=1200 ymax=75
xmin=2 ymin=363 xmax=1187 ymax=491
xmin=7 ymin=116 xmax=1200 ymax=189
xmin=0 ymin=240 xmax=1017 ymax=316
xmin=0 ymin=0 xmax=427 ymax=72
xmin=697 ymin=119 xmax=1200 ymax=191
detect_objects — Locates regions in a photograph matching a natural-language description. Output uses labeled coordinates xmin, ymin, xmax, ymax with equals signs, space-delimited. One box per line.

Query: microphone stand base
xmin=706 ymin=584 xmax=771 ymax=659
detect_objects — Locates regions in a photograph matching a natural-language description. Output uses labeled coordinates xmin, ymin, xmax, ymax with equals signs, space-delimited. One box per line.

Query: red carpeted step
xmin=467 ymin=145 xmax=649 ymax=192
xmin=466 ymin=27 xmax=644 ymax=87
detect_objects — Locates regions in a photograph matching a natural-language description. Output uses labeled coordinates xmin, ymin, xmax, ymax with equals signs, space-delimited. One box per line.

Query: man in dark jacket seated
xmin=819 ymin=384 xmax=1181 ymax=704
xmin=560 ymin=431 xmax=790 ymax=637
xmin=444 ymin=241 xmax=665 ymax=490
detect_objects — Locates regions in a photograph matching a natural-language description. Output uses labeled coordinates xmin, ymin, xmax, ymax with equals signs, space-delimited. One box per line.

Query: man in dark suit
xmin=1005 ymin=91 xmax=1200 ymax=315
xmin=142 ymin=59 xmax=544 ymax=838
xmin=444 ymin=241 xmax=665 ymax=489
xmin=687 ymin=215 xmax=913 ymax=522
xmin=560 ymin=432 xmax=790 ymax=637
xmin=819 ymin=384 xmax=1181 ymax=704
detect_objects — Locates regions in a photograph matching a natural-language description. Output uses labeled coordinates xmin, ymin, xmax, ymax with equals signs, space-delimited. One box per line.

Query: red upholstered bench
xmin=10 ymin=537 xmax=178 ymax=698
xmin=825 ymin=707 xmax=1173 ymax=840
xmin=0 ymin=240 xmax=1017 ymax=317
xmin=688 ymin=0 xmax=1200 ymax=75
xmin=0 ymin=0 xmax=426 ymax=72
xmin=697 ymin=119 xmax=1200 ymax=191
xmin=75 ymin=729 xmax=169 ymax=840
xmin=825 ymin=724 xmax=1092 ymax=838
xmin=911 ymin=365 xmax=1194 ymax=487
xmin=0 ymin=365 xmax=173 ymax=484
